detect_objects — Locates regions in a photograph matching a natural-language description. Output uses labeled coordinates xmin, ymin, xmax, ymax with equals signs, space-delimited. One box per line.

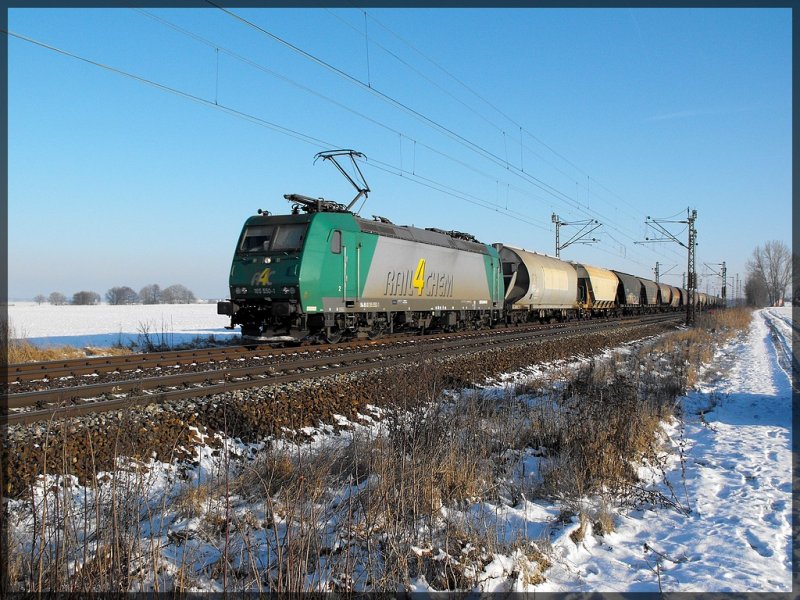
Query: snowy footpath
xmin=539 ymin=307 xmax=794 ymax=592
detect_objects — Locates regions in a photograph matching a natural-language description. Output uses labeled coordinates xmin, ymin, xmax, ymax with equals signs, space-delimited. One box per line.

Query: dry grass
xmin=6 ymin=339 xmax=134 ymax=364
xmin=6 ymin=308 xmax=751 ymax=593
xmin=2 ymin=317 xmax=135 ymax=364
xmin=524 ymin=357 xmax=675 ymax=501
xmin=646 ymin=307 xmax=752 ymax=388
xmin=593 ymin=508 xmax=615 ymax=536
xmin=518 ymin=545 xmax=550 ymax=586
xmin=172 ymin=481 xmax=213 ymax=520
xmin=2 ymin=317 xmax=233 ymax=365
xmin=7 ymin=340 xmax=88 ymax=363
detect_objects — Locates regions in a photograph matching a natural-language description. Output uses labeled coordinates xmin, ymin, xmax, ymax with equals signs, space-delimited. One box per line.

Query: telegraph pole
xmin=654 ymin=262 xmax=660 ymax=283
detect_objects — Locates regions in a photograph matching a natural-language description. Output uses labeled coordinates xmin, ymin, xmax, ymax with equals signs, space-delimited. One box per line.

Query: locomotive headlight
xmin=235 ymin=286 xmax=248 ymax=295
xmin=263 ymin=257 xmax=272 ymax=264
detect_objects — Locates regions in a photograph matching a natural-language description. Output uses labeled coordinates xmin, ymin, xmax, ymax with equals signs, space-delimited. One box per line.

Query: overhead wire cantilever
xmin=551 ymin=213 xmax=602 ymax=258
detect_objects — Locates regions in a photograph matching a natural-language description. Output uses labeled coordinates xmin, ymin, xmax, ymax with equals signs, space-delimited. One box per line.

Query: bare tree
xmin=139 ymin=284 xmax=161 ymax=305
xmin=48 ymin=292 xmax=67 ymax=306
xmin=106 ymin=286 xmax=139 ymax=305
xmin=160 ymin=284 xmax=196 ymax=304
xmin=34 ymin=294 xmax=46 ymax=305
xmin=744 ymin=272 xmax=769 ymax=307
xmin=72 ymin=291 xmax=101 ymax=305
xmin=747 ymin=241 xmax=792 ymax=306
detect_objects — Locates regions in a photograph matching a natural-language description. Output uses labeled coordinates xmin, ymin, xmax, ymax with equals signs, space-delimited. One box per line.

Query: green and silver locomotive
xmin=218 ymin=194 xmax=504 ymax=343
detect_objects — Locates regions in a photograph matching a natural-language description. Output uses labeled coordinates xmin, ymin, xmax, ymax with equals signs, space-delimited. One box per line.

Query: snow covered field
xmin=6 ymin=302 xmax=237 ymax=347
xmin=7 ymin=307 xmax=794 ymax=592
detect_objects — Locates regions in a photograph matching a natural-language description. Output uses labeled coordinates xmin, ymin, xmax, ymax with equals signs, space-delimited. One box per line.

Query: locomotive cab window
xmin=271 ymin=224 xmax=307 ymax=251
xmin=239 ymin=225 xmax=276 ymax=252
xmin=239 ymin=223 xmax=307 ymax=253
xmin=330 ymin=230 xmax=342 ymax=254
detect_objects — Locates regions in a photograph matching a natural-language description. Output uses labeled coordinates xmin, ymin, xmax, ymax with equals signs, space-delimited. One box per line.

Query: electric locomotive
xmin=218 ymin=194 xmax=504 ymax=343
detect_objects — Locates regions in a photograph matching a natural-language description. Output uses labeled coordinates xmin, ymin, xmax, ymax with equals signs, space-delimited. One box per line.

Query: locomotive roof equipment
xmin=313 ymin=149 xmax=370 ymax=212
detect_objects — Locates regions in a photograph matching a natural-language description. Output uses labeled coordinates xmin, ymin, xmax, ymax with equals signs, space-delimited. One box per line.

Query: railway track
xmin=5 ymin=313 xmax=682 ymax=425
xmin=4 ymin=321 xmax=580 ymax=385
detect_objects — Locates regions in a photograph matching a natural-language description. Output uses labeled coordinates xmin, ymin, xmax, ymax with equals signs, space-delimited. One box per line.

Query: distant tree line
xmin=35 ymin=284 xmax=198 ymax=305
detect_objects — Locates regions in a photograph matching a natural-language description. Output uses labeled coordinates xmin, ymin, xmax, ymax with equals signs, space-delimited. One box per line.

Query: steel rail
xmin=6 ymin=314 xmax=664 ymax=395
xmin=5 ymin=314 xmax=681 ymax=426
xmin=4 ymin=313 xmax=669 ymax=384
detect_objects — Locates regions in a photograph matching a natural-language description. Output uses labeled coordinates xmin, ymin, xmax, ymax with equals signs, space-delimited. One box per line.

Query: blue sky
xmin=8 ymin=7 xmax=791 ymax=300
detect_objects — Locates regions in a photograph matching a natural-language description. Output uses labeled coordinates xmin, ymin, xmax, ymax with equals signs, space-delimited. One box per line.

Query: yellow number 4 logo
xmin=256 ymin=268 xmax=272 ymax=286
xmin=413 ymin=258 xmax=426 ymax=296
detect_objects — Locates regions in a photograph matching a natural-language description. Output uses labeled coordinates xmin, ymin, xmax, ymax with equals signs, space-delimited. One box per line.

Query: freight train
xmin=217 ymin=194 xmax=721 ymax=343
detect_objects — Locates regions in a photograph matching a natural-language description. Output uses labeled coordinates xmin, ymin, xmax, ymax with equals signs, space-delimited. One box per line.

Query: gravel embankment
xmin=3 ymin=321 xmax=675 ymax=498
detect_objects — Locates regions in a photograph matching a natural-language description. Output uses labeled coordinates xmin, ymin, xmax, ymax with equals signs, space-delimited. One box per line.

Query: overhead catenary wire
xmin=357 ymin=6 xmax=522 ymax=134
xmin=365 ymin=158 xmax=549 ymax=231
xmin=138 ymin=5 xmax=677 ymax=264
xmin=325 ymin=7 xmax=514 ymax=136
xmin=134 ymin=9 xmax=555 ymax=210
xmin=208 ymin=4 xmax=685 ymax=264
xmin=206 ymin=5 xmax=609 ymax=213
xmin=355 ymin=6 xmax=657 ymax=229
xmin=8 ymin=29 xmax=551 ymax=234
xmin=132 ymin=10 xmax=576 ymax=220
xmin=11 ymin=13 xmax=683 ymax=267
xmin=361 ymin=6 xmax=687 ymax=265
xmin=6 ymin=30 xmax=332 ymax=149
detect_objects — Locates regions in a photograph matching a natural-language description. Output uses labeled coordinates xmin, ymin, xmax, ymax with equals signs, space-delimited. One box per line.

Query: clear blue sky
xmin=8 ymin=7 xmax=792 ymax=300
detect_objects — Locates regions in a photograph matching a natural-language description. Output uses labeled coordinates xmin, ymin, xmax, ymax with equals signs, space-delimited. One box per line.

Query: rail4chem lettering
xmin=384 ymin=259 xmax=454 ymax=298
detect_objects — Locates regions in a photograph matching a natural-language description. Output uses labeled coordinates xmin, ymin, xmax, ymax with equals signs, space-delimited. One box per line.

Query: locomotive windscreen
xmin=239 ymin=224 xmax=308 ymax=253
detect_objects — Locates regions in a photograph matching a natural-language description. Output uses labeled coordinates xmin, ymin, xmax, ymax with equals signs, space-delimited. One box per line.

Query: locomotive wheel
xmin=242 ymin=324 xmax=261 ymax=338
xmin=324 ymin=329 xmax=343 ymax=344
